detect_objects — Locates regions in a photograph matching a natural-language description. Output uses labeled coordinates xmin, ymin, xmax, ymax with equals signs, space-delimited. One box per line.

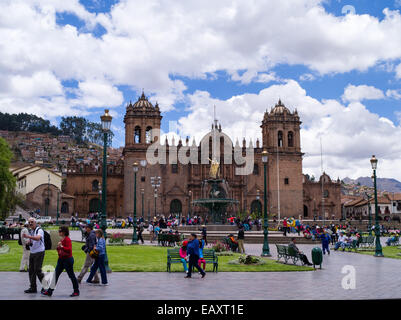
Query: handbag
xmin=89 ymin=249 xmax=99 ymax=259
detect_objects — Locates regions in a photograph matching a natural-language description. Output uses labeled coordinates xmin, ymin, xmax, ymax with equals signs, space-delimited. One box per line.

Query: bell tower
xmin=260 ymin=100 xmax=303 ymax=218
xmin=123 ymin=92 xmax=162 ymax=216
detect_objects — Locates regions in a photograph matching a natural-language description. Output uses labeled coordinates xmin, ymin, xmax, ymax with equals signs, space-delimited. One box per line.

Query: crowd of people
xmin=20 ymin=217 xmax=109 ymax=297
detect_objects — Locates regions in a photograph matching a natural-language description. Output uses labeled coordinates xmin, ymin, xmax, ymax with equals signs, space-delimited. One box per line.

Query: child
xmin=179 ymin=241 xmax=189 ymax=273
xmin=86 ymin=229 xmax=108 ymax=285
xmin=198 ymin=236 xmax=206 ymax=270
xmin=42 ymin=226 xmax=79 ymax=297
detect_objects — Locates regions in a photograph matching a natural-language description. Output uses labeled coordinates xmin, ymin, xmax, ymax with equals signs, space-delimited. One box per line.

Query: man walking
xmin=283 ymin=218 xmax=288 ymax=236
xmin=185 ymin=234 xmax=206 ymax=279
xmin=77 ymin=224 xmax=99 ymax=284
xmin=19 ymin=222 xmax=30 ymax=272
xmin=23 ymin=218 xmax=45 ymax=293
xmin=200 ymin=225 xmax=207 ymax=246
xmin=237 ymin=226 xmax=245 ymax=253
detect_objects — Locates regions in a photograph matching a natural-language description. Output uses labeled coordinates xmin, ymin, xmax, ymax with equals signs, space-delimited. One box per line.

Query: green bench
xmin=276 ymin=244 xmax=305 ymax=265
xmin=0 ymin=227 xmax=21 ymax=240
xmin=358 ymin=235 xmax=375 ymax=250
xmin=158 ymin=233 xmax=181 ymax=247
xmin=387 ymin=236 xmax=400 ymax=246
xmin=167 ymin=248 xmax=218 ymax=272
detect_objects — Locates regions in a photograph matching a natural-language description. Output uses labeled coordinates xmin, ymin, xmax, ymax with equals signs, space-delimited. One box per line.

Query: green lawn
xmin=354 ymin=246 xmax=401 ymax=259
xmin=0 ymin=240 xmax=313 ymax=272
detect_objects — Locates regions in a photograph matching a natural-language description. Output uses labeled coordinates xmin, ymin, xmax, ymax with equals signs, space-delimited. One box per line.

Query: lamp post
xmin=131 ymin=162 xmax=139 ymax=245
xmin=188 ymin=190 xmax=192 ymax=219
xmin=261 ymin=150 xmax=271 ymax=257
xmin=56 ymin=189 xmax=60 ymax=225
xmin=141 ymin=188 xmax=145 ymax=221
xmin=100 ymin=109 xmax=112 ymax=271
xmin=151 ymin=176 xmax=161 ymax=219
xmin=365 ymin=192 xmax=372 ymax=235
xmin=370 ymin=155 xmax=383 ymax=257
xmin=45 ymin=174 xmax=50 ymax=217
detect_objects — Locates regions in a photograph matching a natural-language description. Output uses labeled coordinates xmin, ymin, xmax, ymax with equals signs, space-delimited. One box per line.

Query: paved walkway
xmin=1 ymin=242 xmax=400 ymax=300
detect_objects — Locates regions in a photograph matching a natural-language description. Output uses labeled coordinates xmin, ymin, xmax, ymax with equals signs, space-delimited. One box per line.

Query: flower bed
xmin=227 ymin=255 xmax=266 ymax=265
xmin=109 ymin=233 xmax=125 ymax=245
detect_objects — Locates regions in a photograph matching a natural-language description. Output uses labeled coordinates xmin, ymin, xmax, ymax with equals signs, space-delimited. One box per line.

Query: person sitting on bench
xmin=288 ymin=238 xmax=312 ymax=266
xmin=334 ymin=233 xmax=347 ymax=251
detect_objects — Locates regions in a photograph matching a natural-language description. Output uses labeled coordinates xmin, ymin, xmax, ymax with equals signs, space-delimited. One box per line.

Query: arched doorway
xmin=250 ymin=200 xmax=262 ymax=217
xmin=303 ymin=205 xmax=308 ymax=218
xmin=89 ymin=198 xmax=101 ymax=213
xmin=170 ymin=199 xmax=182 ymax=215
xmin=61 ymin=202 xmax=69 ymax=214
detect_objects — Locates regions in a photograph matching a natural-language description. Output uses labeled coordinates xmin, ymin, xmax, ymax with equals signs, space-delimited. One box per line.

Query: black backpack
xmin=35 ymin=227 xmax=52 ymax=250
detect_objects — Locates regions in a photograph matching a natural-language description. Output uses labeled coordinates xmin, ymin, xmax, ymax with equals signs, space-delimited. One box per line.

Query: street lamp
xmin=365 ymin=192 xmax=372 ymax=235
xmin=100 ymin=109 xmax=112 ymax=271
xmin=131 ymin=162 xmax=139 ymax=244
xmin=56 ymin=189 xmax=60 ymax=225
xmin=261 ymin=149 xmax=271 ymax=257
xmin=370 ymin=155 xmax=383 ymax=257
xmin=141 ymin=188 xmax=145 ymax=221
xmin=188 ymin=190 xmax=192 ymax=219
xmin=151 ymin=176 xmax=161 ymax=219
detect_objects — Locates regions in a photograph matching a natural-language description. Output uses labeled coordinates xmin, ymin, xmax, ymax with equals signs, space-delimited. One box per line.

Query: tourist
xmin=148 ymin=222 xmax=154 ymax=243
xmin=237 ymin=226 xmax=245 ymax=254
xmin=334 ymin=232 xmax=347 ymax=251
xmin=288 ymin=238 xmax=313 ymax=266
xmin=185 ymin=233 xmax=206 ymax=279
xmin=19 ymin=222 xmax=30 ymax=272
xmin=179 ymin=241 xmax=188 ymax=272
xmin=198 ymin=236 xmax=206 ymax=271
xmin=320 ymin=231 xmax=331 ymax=255
xmin=23 ymin=218 xmax=45 ymax=294
xmin=283 ymin=218 xmax=288 ymax=236
xmin=77 ymin=224 xmax=99 ymax=284
xmin=154 ymin=223 xmax=161 ymax=242
xmin=200 ymin=225 xmax=207 ymax=245
xmin=42 ymin=227 xmax=79 ymax=297
xmin=137 ymin=222 xmax=144 ymax=244
xmin=86 ymin=229 xmax=108 ymax=285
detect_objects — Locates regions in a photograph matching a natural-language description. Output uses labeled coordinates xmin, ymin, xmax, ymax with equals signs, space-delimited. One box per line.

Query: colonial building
xmin=64 ymin=93 xmax=341 ymax=220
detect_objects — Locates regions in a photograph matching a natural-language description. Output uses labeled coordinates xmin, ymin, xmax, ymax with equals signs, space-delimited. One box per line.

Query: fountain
xmin=192 ymin=107 xmax=239 ymax=224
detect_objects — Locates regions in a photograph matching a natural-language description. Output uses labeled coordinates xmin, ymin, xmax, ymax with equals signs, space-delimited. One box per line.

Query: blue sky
xmin=1 ymin=0 xmax=401 ymax=180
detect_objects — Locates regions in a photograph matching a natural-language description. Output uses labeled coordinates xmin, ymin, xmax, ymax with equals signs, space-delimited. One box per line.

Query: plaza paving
xmin=1 ymin=241 xmax=400 ymax=300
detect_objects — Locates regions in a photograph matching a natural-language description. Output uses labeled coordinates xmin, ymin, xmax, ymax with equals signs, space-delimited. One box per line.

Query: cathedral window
xmin=172 ymin=164 xmax=178 ymax=173
xmin=284 ymin=178 xmax=289 ymax=185
xmin=288 ymin=131 xmax=294 ymax=147
xmin=145 ymin=126 xmax=152 ymax=144
xmin=278 ymin=131 xmax=283 ymax=147
xmin=134 ymin=126 xmax=141 ymax=143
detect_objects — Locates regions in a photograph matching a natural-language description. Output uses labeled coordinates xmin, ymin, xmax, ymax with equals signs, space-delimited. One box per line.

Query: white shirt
xmin=30 ymin=227 xmax=45 ymax=253
xmin=148 ymin=224 xmax=154 ymax=232
xmin=338 ymin=235 xmax=346 ymax=243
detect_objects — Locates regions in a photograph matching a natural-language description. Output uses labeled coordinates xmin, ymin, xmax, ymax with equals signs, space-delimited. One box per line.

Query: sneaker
xmin=184 ymin=275 xmax=191 ymax=278
xmin=41 ymin=289 xmax=53 ymax=297
xmin=101 ymin=283 xmax=108 ymax=286
xmin=24 ymin=288 xmax=37 ymax=294
xmin=201 ymin=273 xmax=206 ymax=278
xmin=70 ymin=292 xmax=79 ymax=297
xmin=86 ymin=280 xmax=93 ymax=284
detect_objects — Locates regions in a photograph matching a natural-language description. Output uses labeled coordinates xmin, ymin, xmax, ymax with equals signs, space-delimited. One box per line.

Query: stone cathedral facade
xmin=65 ymin=93 xmax=341 ymax=220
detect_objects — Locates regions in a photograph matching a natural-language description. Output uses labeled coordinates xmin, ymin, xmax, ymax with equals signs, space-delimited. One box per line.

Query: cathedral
xmin=65 ymin=92 xmax=341 ymax=220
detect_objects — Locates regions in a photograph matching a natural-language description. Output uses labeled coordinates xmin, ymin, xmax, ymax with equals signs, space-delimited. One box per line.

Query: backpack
xmin=35 ymin=227 xmax=52 ymax=250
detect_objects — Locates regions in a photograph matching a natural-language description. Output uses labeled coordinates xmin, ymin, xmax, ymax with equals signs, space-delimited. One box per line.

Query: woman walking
xmin=42 ymin=226 xmax=79 ymax=297
xmin=86 ymin=229 xmax=108 ymax=285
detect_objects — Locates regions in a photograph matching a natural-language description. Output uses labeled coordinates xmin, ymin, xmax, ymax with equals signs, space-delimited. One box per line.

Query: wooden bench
xmin=275 ymin=244 xmax=305 ymax=265
xmin=167 ymin=248 xmax=218 ymax=272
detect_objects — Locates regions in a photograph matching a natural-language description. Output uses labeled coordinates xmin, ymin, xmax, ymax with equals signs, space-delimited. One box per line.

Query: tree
xmin=0 ymin=137 xmax=17 ymax=220
xmin=60 ymin=116 xmax=88 ymax=145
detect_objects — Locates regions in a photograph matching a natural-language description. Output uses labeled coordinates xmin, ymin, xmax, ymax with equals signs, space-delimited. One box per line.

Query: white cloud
xmin=386 ymin=89 xmax=401 ymax=100
xmin=342 ymin=84 xmax=385 ymax=103
xmin=396 ymin=63 xmax=401 ymax=78
xmin=174 ymin=80 xmax=401 ymax=180
xmin=299 ymin=73 xmax=316 ymax=82
xmin=2 ymin=0 xmax=401 ymax=118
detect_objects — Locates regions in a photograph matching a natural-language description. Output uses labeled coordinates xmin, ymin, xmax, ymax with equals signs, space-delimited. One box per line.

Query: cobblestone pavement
xmin=1 ymin=240 xmax=400 ymax=300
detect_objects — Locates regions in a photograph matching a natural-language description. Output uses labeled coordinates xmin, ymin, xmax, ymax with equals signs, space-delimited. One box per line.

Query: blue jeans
xmin=322 ymin=243 xmax=330 ymax=254
xmin=180 ymin=258 xmax=188 ymax=272
xmin=87 ymin=254 xmax=107 ymax=284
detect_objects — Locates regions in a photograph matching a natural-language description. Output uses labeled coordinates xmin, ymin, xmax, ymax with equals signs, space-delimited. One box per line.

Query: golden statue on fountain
xmin=209 ymin=157 xmax=220 ymax=179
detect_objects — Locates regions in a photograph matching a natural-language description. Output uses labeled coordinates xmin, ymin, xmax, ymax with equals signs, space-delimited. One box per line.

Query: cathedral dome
xmin=133 ymin=91 xmax=155 ymax=109
xmin=271 ymin=99 xmax=290 ymax=115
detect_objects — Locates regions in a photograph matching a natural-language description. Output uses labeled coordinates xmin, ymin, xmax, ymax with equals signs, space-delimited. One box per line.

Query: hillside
xmin=343 ymin=177 xmax=401 ymax=193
